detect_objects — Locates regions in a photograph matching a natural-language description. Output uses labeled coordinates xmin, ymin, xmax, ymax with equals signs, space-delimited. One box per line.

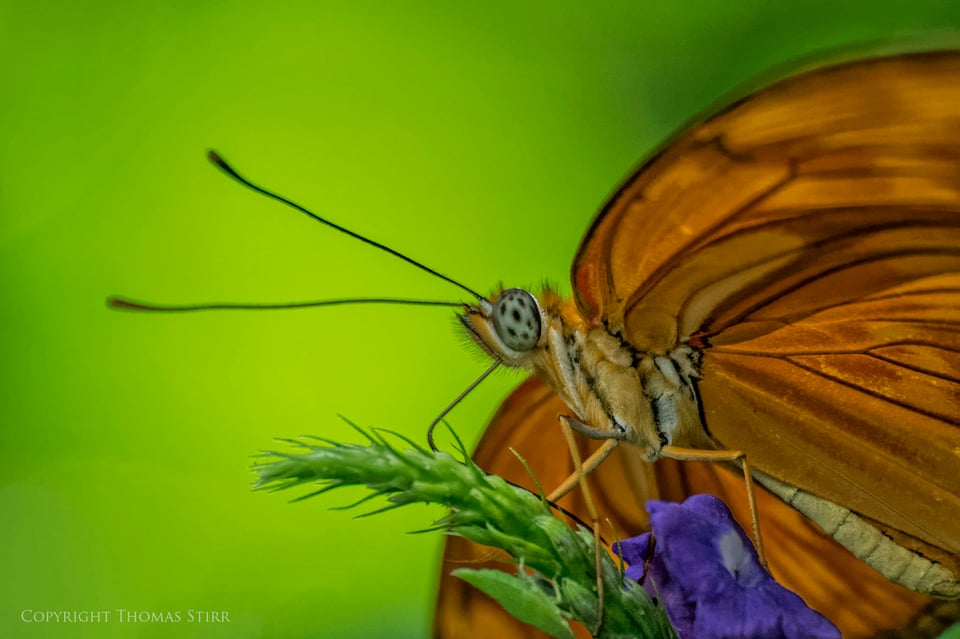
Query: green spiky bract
xmin=254 ymin=423 xmax=675 ymax=639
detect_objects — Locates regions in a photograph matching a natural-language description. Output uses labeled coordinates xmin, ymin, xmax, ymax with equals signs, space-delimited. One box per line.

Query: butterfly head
xmin=460 ymin=288 xmax=545 ymax=366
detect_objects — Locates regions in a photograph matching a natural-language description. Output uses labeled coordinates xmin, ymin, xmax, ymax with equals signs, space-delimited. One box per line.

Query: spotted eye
xmin=491 ymin=288 xmax=541 ymax=351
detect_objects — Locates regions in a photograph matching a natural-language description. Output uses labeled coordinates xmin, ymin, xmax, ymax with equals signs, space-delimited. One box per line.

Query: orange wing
xmin=433 ymin=378 xmax=935 ymax=639
xmin=571 ymin=51 xmax=960 ymax=565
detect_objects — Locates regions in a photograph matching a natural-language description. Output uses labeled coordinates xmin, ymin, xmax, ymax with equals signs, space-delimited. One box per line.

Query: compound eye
xmin=491 ymin=288 xmax=541 ymax=351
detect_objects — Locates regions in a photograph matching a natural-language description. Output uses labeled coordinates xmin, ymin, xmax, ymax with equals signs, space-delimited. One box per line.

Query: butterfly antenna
xmin=207 ymin=150 xmax=485 ymax=300
xmin=427 ymin=361 xmax=500 ymax=451
xmin=107 ymin=297 xmax=463 ymax=312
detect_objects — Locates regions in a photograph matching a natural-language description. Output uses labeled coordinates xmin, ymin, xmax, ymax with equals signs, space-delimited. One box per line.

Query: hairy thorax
xmin=460 ymin=286 xmax=713 ymax=461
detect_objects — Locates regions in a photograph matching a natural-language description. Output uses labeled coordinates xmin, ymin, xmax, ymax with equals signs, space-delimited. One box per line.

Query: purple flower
xmin=616 ymin=495 xmax=839 ymax=639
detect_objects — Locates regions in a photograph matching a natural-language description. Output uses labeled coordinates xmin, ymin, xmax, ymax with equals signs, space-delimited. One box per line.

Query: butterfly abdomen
xmin=755 ymin=470 xmax=960 ymax=599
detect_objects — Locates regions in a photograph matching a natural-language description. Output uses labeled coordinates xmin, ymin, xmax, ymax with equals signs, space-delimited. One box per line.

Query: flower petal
xmin=620 ymin=496 xmax=840 ymax=639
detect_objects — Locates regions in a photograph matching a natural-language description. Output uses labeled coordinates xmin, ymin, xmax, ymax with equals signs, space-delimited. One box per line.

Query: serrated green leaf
xmin=453 ymin=568 xmax=576 ymax=639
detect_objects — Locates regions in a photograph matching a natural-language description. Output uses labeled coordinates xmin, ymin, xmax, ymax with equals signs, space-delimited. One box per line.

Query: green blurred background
xmin=2 ymin=1 xmax=959 ymax=637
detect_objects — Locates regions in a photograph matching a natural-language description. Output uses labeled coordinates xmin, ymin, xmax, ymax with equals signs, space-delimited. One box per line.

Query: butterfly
xmin=433 ymin=49 xmax=960 ymax=638
xmin=109 ymin=48 xmax=960 ymax=639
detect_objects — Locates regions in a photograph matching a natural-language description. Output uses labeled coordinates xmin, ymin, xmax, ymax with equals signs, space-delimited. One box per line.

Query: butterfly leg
xmin=557 ymin=416 xmax=605 ymax=636
xmin=660 ymin=445 xmax=767 ymax=568
xmin=547 ymin=415 xmax=621 ymax=503
xmin=558 ymin=414 xmax=626 ymax=441
xmin=550 ymin=417 xmax=767 ymax=569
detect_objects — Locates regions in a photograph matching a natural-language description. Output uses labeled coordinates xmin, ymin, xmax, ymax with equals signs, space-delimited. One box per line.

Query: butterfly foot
xmin=558 ymin=414 xmax=625 ymax=441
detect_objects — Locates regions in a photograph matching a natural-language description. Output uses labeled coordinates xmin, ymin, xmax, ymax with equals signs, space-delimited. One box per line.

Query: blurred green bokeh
xmin=3 ymin=2 xmax=960 ymax=638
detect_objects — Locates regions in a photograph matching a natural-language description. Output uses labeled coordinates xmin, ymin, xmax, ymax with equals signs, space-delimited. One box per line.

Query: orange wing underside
xmin=573 ymin=51 xmax=960 ymax=562
xmin=702 ymin=272 xmax=960 ymax=564
xmin=433 ymin=379 xmax=936 ymax=638
xmin=573 ymin=52 xmax=960 ymax=341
